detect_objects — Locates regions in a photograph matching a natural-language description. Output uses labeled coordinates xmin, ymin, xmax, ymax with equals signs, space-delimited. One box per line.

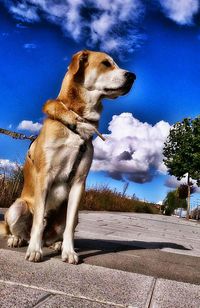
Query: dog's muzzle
xmin=104 ymin=71 xmax=136 ymax=95
xmin=121 ymin=71 xmax=136 ymax=95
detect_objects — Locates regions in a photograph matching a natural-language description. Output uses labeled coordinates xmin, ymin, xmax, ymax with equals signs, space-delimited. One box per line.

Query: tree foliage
xmin=177 ymin=184 xmax=195 ymax=199
xmin=163 ymin=117 xmax=200 ymax=184
xmin=163 ymin=190 xmax=187 ymax=216
xmin=163 ymin=116 xmax=200 ymax=218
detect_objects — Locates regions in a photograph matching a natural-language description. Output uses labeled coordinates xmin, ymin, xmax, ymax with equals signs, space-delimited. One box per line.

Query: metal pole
xmin=186 ymin=173 xmax=190 ymax=220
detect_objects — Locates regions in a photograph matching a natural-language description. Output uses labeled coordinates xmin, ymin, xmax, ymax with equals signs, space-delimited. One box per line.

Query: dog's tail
xmin=0 ymin=221 xmax=9 ymax=236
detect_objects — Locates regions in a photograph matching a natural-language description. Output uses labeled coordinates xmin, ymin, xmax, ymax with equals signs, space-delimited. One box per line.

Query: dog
xmin=0 ymin=50 xmax=135 ymax=264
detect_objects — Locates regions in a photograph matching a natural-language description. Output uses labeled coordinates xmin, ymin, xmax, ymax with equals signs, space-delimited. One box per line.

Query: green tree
xmin=163 ymin=190 xmax=187 ymax=216
xmin=163 ymin=190 xmax=177 ymax=216
xmin=163 ymin=116 xmax=200 ymax=219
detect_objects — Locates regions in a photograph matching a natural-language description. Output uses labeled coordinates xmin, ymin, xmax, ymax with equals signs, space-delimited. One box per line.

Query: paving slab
xmin=0 ymin=249 xmax=154 ymax=308
xmin=80 ymin=246 xmax=200 ymax=285
xmin=0 ymin=281 xmax=49 ymax=308
xmin=150 ymin=278 xmax=200 ymax=308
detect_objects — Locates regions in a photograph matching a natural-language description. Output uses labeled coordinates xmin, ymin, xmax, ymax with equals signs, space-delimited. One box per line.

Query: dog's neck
xmin=58 ymin=77 xmax=103 ymax=125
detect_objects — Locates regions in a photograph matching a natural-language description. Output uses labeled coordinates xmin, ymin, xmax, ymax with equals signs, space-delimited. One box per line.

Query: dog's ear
xmin=68 ymin=50 xmax=89 ymax=82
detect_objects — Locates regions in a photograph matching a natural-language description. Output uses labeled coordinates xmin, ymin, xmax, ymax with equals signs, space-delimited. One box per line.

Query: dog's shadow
xmin=44 ymin=238 xmax=191 ymax=262
xmin=0 ymin=235 xmax=191 ymax=263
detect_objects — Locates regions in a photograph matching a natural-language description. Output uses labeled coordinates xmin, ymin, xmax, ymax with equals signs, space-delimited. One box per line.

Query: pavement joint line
xmin=32 ymin=293 xmax=53 ymax=307
xmin=116 ymin=253 xmax=140 ymax=258
xmin=145 ymin=278 xmax=157 ymax=308
xmin=0 ymin=279 xmax=127 ymax=307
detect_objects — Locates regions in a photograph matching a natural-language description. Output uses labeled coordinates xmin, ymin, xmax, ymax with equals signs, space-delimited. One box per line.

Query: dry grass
xmin=0 ymin=166 xmax=159 ymax=214
xmin=80 ymin=185 xmax=159 ymax=214
xmin=0 ymin=164 xmax=23 ymax=208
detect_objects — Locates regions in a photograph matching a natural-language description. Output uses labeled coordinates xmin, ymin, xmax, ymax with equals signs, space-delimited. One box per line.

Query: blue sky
xmin=0 ymin=1 xmax=199 ymax=206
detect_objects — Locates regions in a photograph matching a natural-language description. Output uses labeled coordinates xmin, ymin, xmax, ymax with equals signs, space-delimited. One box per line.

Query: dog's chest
xmin=45 ymin=133 xmax=84 ymax=181
xmin=44 ymin=134 xmax=89 ymax=211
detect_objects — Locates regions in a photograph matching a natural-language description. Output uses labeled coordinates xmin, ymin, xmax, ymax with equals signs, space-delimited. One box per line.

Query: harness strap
xmin=0 ymin=128 xmax=37 ymax=141
xmin=59 ymin=101 xmax=106 ymax=141
xmin=0 ymin=103 xmax=105 ymax=142
xmin=67 ymin=142 xmax=87 ymax=186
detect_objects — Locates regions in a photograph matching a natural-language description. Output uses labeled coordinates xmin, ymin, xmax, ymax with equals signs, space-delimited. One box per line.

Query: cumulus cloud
xmin=18 ymin=120 xmax=42 ymax=132
xmin=158 ymin=0 xmax=199 ymax=25
xmin=2 ymin=0 xmax=145 ymax=54
xmin=92 ymin=113 xmax=170 ymax=183
xmin=165 ymin=175 xmax=200 ymax=193
xmin=0 ymin=159 xmax=19 ymax=170
xmin=165 ymin=175 xmax=186 ymax=188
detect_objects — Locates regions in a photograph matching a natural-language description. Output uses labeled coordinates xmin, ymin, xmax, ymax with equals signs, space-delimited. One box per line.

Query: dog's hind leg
xmin=5 ymin=198 xmax=32 ymax=247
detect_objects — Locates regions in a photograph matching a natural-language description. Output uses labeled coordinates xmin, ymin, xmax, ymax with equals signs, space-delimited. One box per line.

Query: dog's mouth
xmin=104 ymin=80 xmax=134 ymax=95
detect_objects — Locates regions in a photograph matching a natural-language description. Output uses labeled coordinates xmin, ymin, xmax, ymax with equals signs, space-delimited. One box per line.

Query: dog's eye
xmin=102 ymin=60 xmax=112 ymax=68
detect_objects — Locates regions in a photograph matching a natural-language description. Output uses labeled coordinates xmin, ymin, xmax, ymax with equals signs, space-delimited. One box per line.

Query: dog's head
xmin=67 ymin=50 xmax=136 ymax=99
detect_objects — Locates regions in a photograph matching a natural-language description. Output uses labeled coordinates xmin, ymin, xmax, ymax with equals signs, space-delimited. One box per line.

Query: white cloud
xmin=92 ymin=113 xmax=170 ymax=183
xmin=9 ymin=3 xmax=40 ymax=23
xmin=2 ymin=0 xmax=145 ymax=54
xmin=23 ymin=43 xmax=37 ymax=49
xmin=165 ymin=175 xmax=186 ymax=188
xmin=90 ymin=13 xmax=116 ymax=43
xmin=2 ymin=1 xmax=200 ymax=55
xmin=165 ymin=175 xmax=200 ymax=193
xmin=18 ymin=120 xmax=42 ymax=132
xmin=0 ymin=159 xmax=18 ymax=170
xmin=158 ymin=0 xmax=199 ymax=25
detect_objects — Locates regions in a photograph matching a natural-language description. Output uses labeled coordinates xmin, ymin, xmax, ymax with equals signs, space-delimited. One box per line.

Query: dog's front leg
xmin=62 ymin=180 xmax=84 ymax=264
xmin=25 ymin=174 xmax=49 ymax=262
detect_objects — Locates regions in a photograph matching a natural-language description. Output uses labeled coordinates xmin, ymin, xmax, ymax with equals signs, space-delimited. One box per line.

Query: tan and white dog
xmin=0 ymin=50 xmax=135 ymax=264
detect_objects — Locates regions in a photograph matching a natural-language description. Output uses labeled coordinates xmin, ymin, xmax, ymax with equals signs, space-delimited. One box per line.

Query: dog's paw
xmin=61 ymin=249 xmax=79 ymax=264
xmin=76 ymin=122 xmax=96 ymax=140
xmin=25 ymin=247 xmax=43 ymax=262
xmin=7 ymin=235 xmax=26 ymax=248
xmin=50 ymin=241 xmax=62 ymax=252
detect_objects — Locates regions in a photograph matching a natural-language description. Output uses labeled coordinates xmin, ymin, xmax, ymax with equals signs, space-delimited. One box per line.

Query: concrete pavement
xmin=1 ymin=210 xmax=200 ymax=307
xmin=77 ymin=211 xmax=200 ymax=257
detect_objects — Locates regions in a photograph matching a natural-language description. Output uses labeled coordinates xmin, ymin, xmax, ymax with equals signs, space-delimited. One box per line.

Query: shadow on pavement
xmin=0 ymin=236 xmax=190 ymax=260
xmin=74 ymin=238 xmax=190 ymax=261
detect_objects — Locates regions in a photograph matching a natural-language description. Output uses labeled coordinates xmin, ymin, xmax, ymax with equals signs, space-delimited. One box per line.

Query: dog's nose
xmin=125 ymin=72 xmax=136 ymax=81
